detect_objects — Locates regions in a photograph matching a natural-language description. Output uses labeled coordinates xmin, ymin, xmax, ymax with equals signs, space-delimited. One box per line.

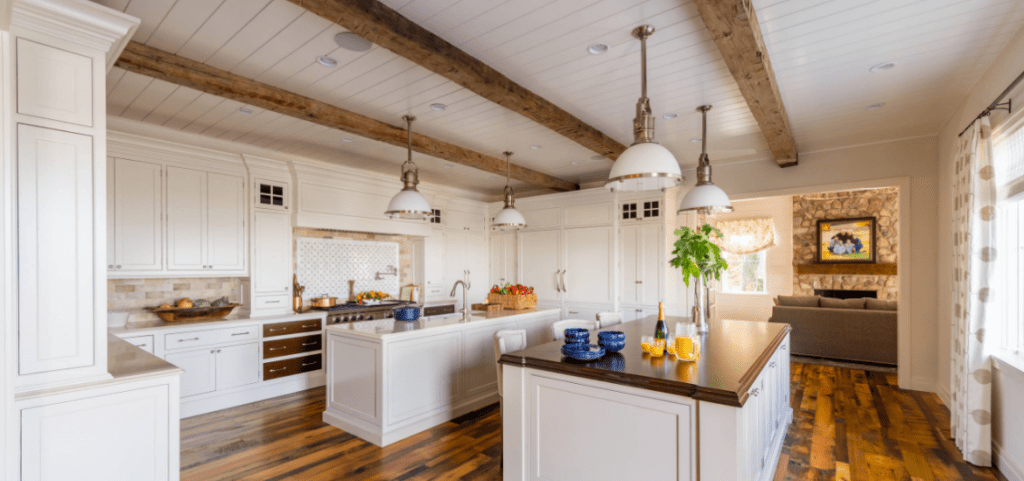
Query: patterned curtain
xmin=715 ymin=217 xmax=777 ymax=255
xmin=951 ymin=116 xmax=997 ymax=467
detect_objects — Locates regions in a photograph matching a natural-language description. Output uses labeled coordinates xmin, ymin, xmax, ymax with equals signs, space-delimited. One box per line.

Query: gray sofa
xmin=768 ymin=295 xmax=897 ymax=366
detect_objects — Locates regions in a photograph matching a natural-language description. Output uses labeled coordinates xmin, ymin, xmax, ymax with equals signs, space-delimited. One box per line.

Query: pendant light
xmin=384 ymin=115 xmax=432 ymax=220
xmin=678 ymin=105 xmax=733 ymax=215
xmin=491 ymin=151 xmax=527 ymax=230
xmin=605 ymin=25 xmax=682 ymax=192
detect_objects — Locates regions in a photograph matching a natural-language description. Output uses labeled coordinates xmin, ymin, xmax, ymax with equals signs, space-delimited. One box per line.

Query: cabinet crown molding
xmin=108 ymin=130 xmax=245 ymax=172
xmin=11 ymin=0 xmax=138 ymax=71
xmin=242 ymin=154 xmax=290 ymax=180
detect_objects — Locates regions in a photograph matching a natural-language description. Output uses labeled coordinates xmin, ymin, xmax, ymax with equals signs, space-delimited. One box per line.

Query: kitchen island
xmin=499 ymin=317 xmax=791 ymax=481
xmin=323 ymin=307 xmax=561 ymax=446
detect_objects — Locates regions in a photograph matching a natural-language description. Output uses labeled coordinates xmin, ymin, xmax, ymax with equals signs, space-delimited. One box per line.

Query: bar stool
xmin=550 ymin=319 xmax=601 ymax=341
xmin=596 ymin=312 xmax=622 ymax=328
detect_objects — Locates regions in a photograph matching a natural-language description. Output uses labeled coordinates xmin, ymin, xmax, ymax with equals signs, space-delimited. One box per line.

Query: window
xmin=430 ymin=209 xmax=442 ymax=224
xmin=622 ymin=203 xmax=637 ymax=220
xmin=256 ymin=180 xmax=287 ymax=210
xmin=722 ymin=250 xmax=766 ymax=294
xmin=994 ymin=117 xmax=1024 ymax=355
xmin=643 ymin=200 xmax=660 ymax=218
xmin=622 ymin=200 xmax=660 ymax=220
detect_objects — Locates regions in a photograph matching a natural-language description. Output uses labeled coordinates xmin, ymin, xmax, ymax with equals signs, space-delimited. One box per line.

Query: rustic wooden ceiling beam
xmin=286 ymin=0 xmax=627 ymax=161
xmin=115 ymin=41 xmax=577 ymax=192
xmin=693 ymin=0 xmax=799 ymax=167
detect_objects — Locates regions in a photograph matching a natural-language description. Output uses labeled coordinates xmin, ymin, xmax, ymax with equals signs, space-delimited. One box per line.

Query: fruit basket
xmin=488 ymin=284 xmax=538 ymax=310
xmin=146 ymin=304 xmax=240 ymax=322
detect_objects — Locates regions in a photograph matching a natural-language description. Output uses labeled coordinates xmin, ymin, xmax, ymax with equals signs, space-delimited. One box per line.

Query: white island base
xmin=323 ymin=308 xmax=561 ymax=447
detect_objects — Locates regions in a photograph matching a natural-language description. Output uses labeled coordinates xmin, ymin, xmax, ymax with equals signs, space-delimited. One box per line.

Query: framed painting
xmin=816 ymin=217 xmax=876 ymax=263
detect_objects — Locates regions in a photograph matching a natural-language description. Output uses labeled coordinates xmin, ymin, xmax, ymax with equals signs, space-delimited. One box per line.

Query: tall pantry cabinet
xmin=243 ymin=155 xmax=294 ymax=317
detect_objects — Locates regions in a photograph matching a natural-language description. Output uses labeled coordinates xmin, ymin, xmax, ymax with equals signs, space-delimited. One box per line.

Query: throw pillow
xmin=820 ymin=297 xmax=866 ymax=309
xmin=777 ymin=295 xmax=820 ymax=308
xmin=866 ymin=298 xmax=898 ymax=311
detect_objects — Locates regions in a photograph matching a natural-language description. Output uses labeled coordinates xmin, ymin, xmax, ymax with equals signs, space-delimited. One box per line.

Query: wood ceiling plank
xmin=116 ymin=41 xmax=578 ymax=192
xmin=285 ymin=0 xmax=628 ymax=160
xmin=693 ymin=0 xmax=799 ymax=167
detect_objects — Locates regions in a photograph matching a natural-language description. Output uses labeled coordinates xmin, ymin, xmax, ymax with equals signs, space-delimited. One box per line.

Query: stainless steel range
xmin=314 ymin=301 xmax=416 ymax=325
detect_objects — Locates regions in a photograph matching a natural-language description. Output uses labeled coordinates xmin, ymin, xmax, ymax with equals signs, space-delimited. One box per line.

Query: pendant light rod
xmin=504 ymin=151 xmax=512 ymax=185
xmin=403 ymin=115 xmax=415 ymax=162
xmin=695 ymin=105 xmax=713 ymax=185
xmin=632 ymin=25 xmax=656 ymax=145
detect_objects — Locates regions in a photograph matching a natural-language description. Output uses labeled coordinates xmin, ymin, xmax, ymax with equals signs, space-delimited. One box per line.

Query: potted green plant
xmin=670 ymin=224 xmax=728 ymax=332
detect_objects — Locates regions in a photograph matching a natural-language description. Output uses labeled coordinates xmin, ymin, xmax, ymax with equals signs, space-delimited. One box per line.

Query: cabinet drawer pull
xmin=137 ymin=343 xmax=147 ymax=347
xmin=301 ymin=324 xmax=318 ymax=328
xmin=178 ymin=337 xmax=200 ymax=342
xmin=265 ymin=300 xmax=281 ymax=304
xmin=568 ymin=311 xmax=579 ymax=314
xmin=269 ymin=327 xmax=287 ymax=332
xmin=301 ymin=361 xmax=318 ymax=367
xmin=302 ymin=341 xmax=318 ymax=347
xmin=231 ymin=332 xmax=250 ymax=336
xmin=269 ymin=367 xmax=287 ymax=373
xmin=269 ymin=346 xmax=286 ymax=351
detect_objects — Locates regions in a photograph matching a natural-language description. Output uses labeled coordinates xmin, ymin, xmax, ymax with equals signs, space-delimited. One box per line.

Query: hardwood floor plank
xmin=180 ymin=362 xmax=1008 ymax=481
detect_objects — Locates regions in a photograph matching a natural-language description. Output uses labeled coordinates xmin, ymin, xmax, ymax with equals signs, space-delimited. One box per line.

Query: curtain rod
xmin=958 ymin=68 xmax=1024 ymax=137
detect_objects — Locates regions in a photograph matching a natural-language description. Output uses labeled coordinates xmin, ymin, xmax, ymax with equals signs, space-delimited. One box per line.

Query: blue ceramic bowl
xmin=561 ymin=343 xmax=605 ymax=361
xmin=598 ymin=339 xmax=626 ymax=353
xmin=563 ymin=328 xmax=590 ymax=343
xmin=597 ymin=331 xmax=625 ymax=342
xmin=392 ymin=306 xmax=420 ymax=321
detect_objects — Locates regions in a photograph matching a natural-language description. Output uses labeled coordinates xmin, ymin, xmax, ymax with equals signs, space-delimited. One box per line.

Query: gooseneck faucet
xmin=450 ymin=270 xmax=471 ymax=321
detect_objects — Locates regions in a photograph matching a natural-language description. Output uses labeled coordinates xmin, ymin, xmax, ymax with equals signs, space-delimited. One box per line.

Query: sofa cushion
xmin=866 ymin=298 xmax=898 ymax=311
xmin=820 ymin=297 xmax=866 ymax=309
xmin=777 ymin=295 xmax=820 ymax=308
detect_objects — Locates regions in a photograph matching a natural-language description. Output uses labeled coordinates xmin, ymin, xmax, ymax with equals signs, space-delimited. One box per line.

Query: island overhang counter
xmin=323 ymin=307 xmax=561 ymax=447
xmin=498 ymin=317 xmax=792 ymax=481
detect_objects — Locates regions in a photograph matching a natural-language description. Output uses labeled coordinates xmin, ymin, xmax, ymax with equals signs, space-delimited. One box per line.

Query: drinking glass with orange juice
xmin=675 ymin=323 xmax=699 ymax=362
xmin=649 ymin=338 xmax=666 ymax=357
xmin=641 ymin=336 xmax=653 ymax=354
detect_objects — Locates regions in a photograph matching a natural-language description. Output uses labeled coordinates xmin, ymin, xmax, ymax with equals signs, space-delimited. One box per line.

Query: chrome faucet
xmin=450 ymin=270 xmax=471 ymax=321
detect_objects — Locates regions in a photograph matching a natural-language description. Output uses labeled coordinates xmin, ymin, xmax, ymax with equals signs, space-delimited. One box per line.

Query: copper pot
xmin=310 ymin=295 xmax=337 ymax=308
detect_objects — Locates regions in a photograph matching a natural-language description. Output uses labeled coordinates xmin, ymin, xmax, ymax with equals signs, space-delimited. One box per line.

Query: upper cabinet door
xmin=621 ymin=225 xmax=639 ymax=305
xmin=253 ymin=211 xmax=292 ymax=294
xmin=639 ymin=224 xmax=663 ymax=305
xmin=113 ymin=158 xmax=162 ymax=272
xmin=519 ymin=230 xmax=561 ymax=303
xmin=502 ymin=233 xmax=517 ymax=285
xmin=490 ymin=234 xmax=505 ymax=287
xmin=206 ymin=173 xmax=246 ymax=271
xmin=563 ymin=226 xmax=614 ymax=304
xmin=16 ymin=39 xmax=93 ymax=127
xmin=465 ymin=232 xmax=488 ymax=300
xmin=17 ymin=125 xmax=95 ymax=375
xmin=166 ymin=166 xmax=208 ymax=271
xmin=444 ymin=230 xmax=466 ymax=294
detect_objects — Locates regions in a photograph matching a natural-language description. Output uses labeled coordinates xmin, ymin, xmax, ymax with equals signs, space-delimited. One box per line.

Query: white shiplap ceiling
xmin=97 ymin=0 xmax=1024 ymax=195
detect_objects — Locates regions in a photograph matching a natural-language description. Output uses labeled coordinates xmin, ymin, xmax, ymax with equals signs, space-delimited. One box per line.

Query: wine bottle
xmin=654 ymin=302 xmax=668 ymax=354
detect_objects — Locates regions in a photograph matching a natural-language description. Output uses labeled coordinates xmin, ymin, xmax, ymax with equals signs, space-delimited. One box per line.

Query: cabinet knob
xmin=116 ymin=265 xmax=122 ymax=269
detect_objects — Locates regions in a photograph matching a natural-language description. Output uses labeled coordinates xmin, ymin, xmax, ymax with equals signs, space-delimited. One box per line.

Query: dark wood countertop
xmin=498 ymin=317 xmax=790 ymax=407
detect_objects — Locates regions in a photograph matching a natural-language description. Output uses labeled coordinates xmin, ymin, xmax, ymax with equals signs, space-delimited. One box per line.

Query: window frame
xmin=721 ymin=249 xmax=768 ymax=295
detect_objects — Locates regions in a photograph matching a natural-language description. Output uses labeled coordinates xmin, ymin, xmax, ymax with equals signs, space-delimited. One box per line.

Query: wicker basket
xmin=146 ymin=304 xmax=240 ymax=322
xmin=472 ymin=303 xmax=502 ymax=312
xmin=487 ymin=293 xmax=537 ymax=310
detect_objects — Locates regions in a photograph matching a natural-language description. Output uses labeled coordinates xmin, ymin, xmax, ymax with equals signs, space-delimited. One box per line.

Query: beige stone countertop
xmin=110 ymin=310 xmax=327 ymax=336
xmin=326 ymin=307 xmax=559 ymax=339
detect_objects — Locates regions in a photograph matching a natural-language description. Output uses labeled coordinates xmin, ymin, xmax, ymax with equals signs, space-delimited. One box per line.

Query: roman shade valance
xmin=715 ymin=217 xmax=777 ymax=255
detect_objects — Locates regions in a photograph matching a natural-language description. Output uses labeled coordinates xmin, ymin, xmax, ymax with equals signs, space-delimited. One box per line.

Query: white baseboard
xmin=996 ymin=440 xmax=1024 ymax=481
xmin=907 ymin=376 xmax=938 ymax=394
xmin=936 ymin=381 xmax=951 ymax=407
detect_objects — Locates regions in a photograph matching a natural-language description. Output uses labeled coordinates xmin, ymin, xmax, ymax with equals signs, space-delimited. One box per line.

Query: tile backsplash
xmin=293 ymin=227 xmax=413 ymax=301
xmin=108 ymin=277 xmax=243 ymax=323
xmin=297 ymin=237 xmax=399 ymax=301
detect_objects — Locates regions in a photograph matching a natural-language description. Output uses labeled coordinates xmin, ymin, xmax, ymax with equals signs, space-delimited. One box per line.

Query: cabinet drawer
xmin=263 ymin=319 xmax=322 ymax=338
xmin=264 ymin=334 xmax=322 ymax=359
xmin=253 ymin=294 xmax=290 ymax=310
xmin=121 ymin=335 xmax=154 ymax=354
xmin=263 ymin=354 xmax=321 ymax=380
xmin=165 ymin=325 xmax=258 ymax=350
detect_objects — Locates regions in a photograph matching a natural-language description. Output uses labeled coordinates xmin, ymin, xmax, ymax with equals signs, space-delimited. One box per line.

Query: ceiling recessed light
xmin=590 ymin=154 xmax=605 ymax=161
xmin=341 ymin=137 xmax=354 ymax=142
xmin=866 ymin=102 xmax=886 ymax=110
xmin=588 ymin=43 xmax=609 ymax=55
xmin=317 ymin=55 xmax=339 ymax=67
xmin=530 ymin=145 xmax=542 ymax=150
xmin=663 ymin=113 xmax=678 ymax=119
xmin=869 ymin=62 xmax=897 ymax=73
xmin=334 ymin=32 xmax=372 ymax=52
xmin=690 ymin=138 xmax=702 ymax=143
xmin=570 ymin=161 xmax=581 ymax=165
xmin=430 ymin=103 xmax=447 ymax=111
xmin=237 ymin=107 xmax=254 ymax=115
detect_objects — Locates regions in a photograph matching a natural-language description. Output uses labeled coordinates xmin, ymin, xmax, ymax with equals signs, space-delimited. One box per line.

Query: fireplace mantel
xmin=795 ymin=264 xmax=898 ymax=276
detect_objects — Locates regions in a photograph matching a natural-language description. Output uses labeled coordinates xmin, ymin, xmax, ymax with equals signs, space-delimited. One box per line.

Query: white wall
xmin=714 ymin=196 xmax=793 ymax=323
xmin=681 ymin=135 xmax=938 ymax=393
xmin=936 ymin=22 xmax=1024 ymax=479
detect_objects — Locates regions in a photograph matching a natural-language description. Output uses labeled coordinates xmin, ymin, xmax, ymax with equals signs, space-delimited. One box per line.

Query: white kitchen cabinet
xmin=16 ymin=38 xmax=93 ymax=126
xmin=215 ymin=343 xmax=260 ymax=390
xmin=446 ymin=209 xmax=484 ymax=232
xmin=490 ymin=232 xmax=517 ymax=287
xmin=111 ymin=157 xmax=163 ymax=272
xmin=166 ymin=166 xmax=246 ymax=273
xmin=17 ymin=125 xmax=96 ymax=376
xmin=165 ymin=348 xmax=216 ymax=398
xmin=253 ymin=211 xmax=293 ymax=296
xmin=623 ymin=306 xmax=658 ymax=322
xmin=166 ymin=166 xmax=208 ymax=271
xmin=562 ymin=226 xmax=614 ymax=304
xmin=519 ymin=229 xmax=562 ymax=304
xmin=423 ymin=232 xmax=446 ymax=301
xmin=622 ymin=223 xmax=663 ymax=305
xmin=444 ymin=231 xmax=488 ymax=309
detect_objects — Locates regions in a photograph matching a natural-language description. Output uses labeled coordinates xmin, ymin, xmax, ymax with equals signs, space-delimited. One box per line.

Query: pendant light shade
xmin=605 ymin=25 xmax=682 ymax=192
xmin=385 ymin=116 xmax=432 ymax=220
xmin=491 ymin=151 xmax=527 ymax=230
xmin=679 ymin=105 xmax=732 ymax=215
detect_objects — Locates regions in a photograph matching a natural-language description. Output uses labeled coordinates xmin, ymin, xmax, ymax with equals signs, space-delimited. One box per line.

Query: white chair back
xmin=551 ymin=319 xmax=601 ymax=341
xmin=493 ymin=329 xmax=527 ymax=398
xmin=596 ymin=312 xmax=622 ymax=328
